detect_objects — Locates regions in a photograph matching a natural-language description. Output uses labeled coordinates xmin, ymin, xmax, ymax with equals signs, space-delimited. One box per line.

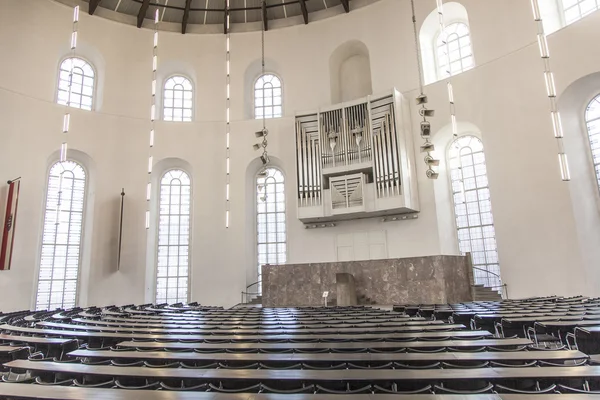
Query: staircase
xmin=247 ymin=295 xmax=262 ymax=305
xmin=472 ymin=284 xmax=503 ymax=301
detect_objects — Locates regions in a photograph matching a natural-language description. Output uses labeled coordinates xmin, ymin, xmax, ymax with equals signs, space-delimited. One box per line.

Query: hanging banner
xmin=0 ymin=179 xmax=21 ymax=271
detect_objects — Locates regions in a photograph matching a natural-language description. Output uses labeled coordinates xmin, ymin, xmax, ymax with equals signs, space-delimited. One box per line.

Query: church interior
xmin=1 ymin=0 xmax=600 ymax=397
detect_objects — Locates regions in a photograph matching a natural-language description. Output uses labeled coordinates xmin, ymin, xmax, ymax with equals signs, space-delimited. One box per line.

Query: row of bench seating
xmin=1 ymin=298 xmax=600 ymax=398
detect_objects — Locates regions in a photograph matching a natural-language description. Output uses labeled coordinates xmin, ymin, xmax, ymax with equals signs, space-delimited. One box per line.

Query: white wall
xmin=0 ymin=0 xmax=599 ymax=311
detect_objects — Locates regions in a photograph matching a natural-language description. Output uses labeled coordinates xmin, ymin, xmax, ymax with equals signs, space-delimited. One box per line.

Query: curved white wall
xmin=0 ymin=0 xmax=599 ymax=311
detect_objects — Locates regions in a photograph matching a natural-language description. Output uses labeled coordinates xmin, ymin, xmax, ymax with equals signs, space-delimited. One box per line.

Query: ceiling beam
xmin=340 ymin=0 xmax=349 ymax=13
xmin=88 ymin=0 xmax=101 ymax=15
xmin=182 ymin=0 xmax=192 ymax=34
xmin=136 ymin=0 xmax=151 ymax=28
xmin=262 ymin=0 xmax=268 ymax=31
xmin=298 ymin=0 xmax=308 ymax=24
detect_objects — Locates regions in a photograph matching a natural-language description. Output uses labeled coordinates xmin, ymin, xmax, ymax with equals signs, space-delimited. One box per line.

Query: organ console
xmin=295 ymin=89 xmax=420 ymax=224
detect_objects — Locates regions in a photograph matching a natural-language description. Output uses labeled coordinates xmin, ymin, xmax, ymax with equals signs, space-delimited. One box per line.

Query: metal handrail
xmin=470 ymin=266 xmax=508 ymax=299
xmin=472 ymin=266 xmax=501 ymax=279
xmin=246 ymin=281 xmax=261 ymax=291
xmin=241 ymin=281 xmax=262 ymax=304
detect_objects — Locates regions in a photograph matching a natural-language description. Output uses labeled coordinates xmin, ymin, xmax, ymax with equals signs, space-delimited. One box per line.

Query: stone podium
xmin=336 ymin=273 xmax=358 ymax=306
xmin=262 ymin=255 xmax=473 ymax=307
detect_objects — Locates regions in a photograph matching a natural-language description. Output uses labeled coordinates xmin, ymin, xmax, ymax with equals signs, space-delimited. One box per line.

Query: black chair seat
xmin=495 ymin=383 xmax=558 ymax=394
xmin=538 ymin=359 xmax=587 ymax=367
xmin=441 ymin=361 xmax=490 ymax=369
xmin=34 ymin=376 xmax=74 ymax=386
xmin=261 ymin=384 xmax=316 ymax=394
xmin=260 ymin=362 xmax=302 ymax=370
xmin=434 ymin=382 xmax=494 ymax=394
xmin=316 ymin=384 xmax=372 ymax=394
xmin=111 ymin=360 xmax=145 ymax=367
xmin=347 ymin=362 xmax=394 ymax=369
xmin=114 ymin=380 xmax=161 ymax=390
xmin=218 ymin=362 xmax=260 ymax=369
xmin=394 ymin=361 xmax=441 ymax=369
xmin=73 ymin=378 xmax=115 ymax=388
xmin=208 ymin=382 xmax=262 ymax=393
xmin=160 ymin=382 xmax=210 ymax=391
xmin=144 ymin=361 xmax=181 ymax=368
xmin=373 ymin=384 xmax=432 ymax=394
xmin=558 ymin=384 xmax=600 ymax=394
xmin=407 ymin=347 xmax=445 ymax=353
xmin=302 ymin=362 xmax=347 ymax=370
xmin=490 ymin=360 xmax=537 ymax=368
xmin=181 ymin=362 xmax=219 ymax=369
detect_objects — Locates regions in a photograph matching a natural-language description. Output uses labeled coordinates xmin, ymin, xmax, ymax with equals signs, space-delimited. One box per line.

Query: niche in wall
xmin=330 ymin=40 xmax=373 ymax=104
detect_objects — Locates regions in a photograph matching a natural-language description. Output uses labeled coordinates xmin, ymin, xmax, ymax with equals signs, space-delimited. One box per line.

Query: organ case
xmin=295 ymin=89 xmax=419 ymax=224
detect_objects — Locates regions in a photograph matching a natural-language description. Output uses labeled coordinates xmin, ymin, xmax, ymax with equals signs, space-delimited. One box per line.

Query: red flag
xmin=0 ymin=180 xmax=20 ymax=271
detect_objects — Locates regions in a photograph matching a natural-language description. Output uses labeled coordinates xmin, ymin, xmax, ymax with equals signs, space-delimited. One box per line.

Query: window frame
xmin=155 ymin=168 xmax=192 ymax=304
xmin=446 ymin=134 xmax=501 ymax=291
xmin=254 ymin=73 xmax=284 ymax=120
xmin=56 ymin=56 xmax=96 ymax=111
xmin=162 ymin=75 xmax=195 ymax=122
xmin=585 ymin=93 xmax=600 ymax=196
xmin=560 ymin=0 xmax=600 ymax=25
xmin=34 ymin=160 xmax=88 ymax=310
xmin=255 ymin=167 xmax=288 ymax=291
xmin=434 ymin=21 xmax=474 ymax=81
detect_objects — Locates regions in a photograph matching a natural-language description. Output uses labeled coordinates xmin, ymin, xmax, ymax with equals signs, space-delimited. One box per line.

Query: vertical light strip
xmin=531 ymin=0 xmax=570 ymax=181
xmin=60 ymin=6 xmax=79 ymax=163
xmin=410 ymin=0 xmax=438 ymax=179
xmin=146 ymin=9 xmax=160 ymax=229
xmin=437 ymin=0 xmax=458 ymax=137
xmin=225 ymin=0 xmax=231 ymax=228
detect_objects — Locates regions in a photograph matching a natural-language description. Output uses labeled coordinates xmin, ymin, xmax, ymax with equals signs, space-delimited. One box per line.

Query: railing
xmin=241 ymin=280 xmax=262 ymax=304
xmin=471 ymin=266 xmax=509 ymax=299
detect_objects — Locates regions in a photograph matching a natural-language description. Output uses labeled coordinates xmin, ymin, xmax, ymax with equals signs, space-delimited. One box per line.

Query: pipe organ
xmin=295 ymin=89 xmax=419 ymax=224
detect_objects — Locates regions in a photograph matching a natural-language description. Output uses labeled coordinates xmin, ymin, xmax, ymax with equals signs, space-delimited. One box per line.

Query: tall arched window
xmin=156 ymin=170 xmax=191 ymax=304
xmin=164 ymin=76 xmax=193 ymax=122
xmin=35 ymin=161 xmax=86 ymax=310
xmin=586 ymin=94 xmax=600 ymax=191
xmin=255 ymin=74 xmax=282 ymax=119
xmin=449 ymin=136 xmax=501 ymax=290
xmin=562 ymin=0 xmax=599 ymax=24
xmin=256 ymin=168 xmax=286 ymax=287
xmin=436 ymin=23 xmax=474 ymax=79
xmin=57 ymin=57 xmax=95 ymax=110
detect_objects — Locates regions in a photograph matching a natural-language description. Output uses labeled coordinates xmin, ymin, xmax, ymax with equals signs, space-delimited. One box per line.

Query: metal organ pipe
xmin=388 ymin=111 xmax=401 ymax=195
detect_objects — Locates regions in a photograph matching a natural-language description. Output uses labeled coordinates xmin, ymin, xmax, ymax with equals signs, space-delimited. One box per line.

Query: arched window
xmin=586 ymin=94 xmax=600 ymax=191
xmin=57 ymin=57 xmax=95 ymax=110
xmin=256 ymin=168 xmax=286 ymax=287
xmin=156 ymin=169 xmax=191 ymax=304
xmin=436 ymin=22 xmax=474 ymax=79
xmin=562 ymin=0 xmax=600 ymax=24
xmin=255 ymin=74 xmax=282 ymax=119
xmin=164 ymin=76 xmax=193 ymax=122
xmin=449 ymin=136 xmax=501 ymax=290
xmin=35 ymin=161 xmax=86 ymax=310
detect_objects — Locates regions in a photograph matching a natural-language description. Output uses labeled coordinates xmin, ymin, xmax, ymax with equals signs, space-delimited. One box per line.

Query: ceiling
xmin=65 ymin=0 xmax=363 ymax=33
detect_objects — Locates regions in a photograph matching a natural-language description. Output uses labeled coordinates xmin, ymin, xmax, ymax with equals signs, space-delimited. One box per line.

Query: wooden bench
xmin=0 ymin=345 xmax=23 ymax=354
xmin=67 ymin=349 xmax=588 ymax=364
xmin=116 ymin=337 xmax=531 ymax=351
xmin=1 ymin=324 xmax=489 ymax=341
xmin=7 ymin=359 xmax=600 ymax=382
xmin=4 ymin=382 xmax=600 ymax=400
xmin=0 ymin=333 xmax=70 ymax=345
xmin=70 ymin=317 xmax=439 ymax=327
xmin=35 ymin=321 xmax=467 ymax=335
